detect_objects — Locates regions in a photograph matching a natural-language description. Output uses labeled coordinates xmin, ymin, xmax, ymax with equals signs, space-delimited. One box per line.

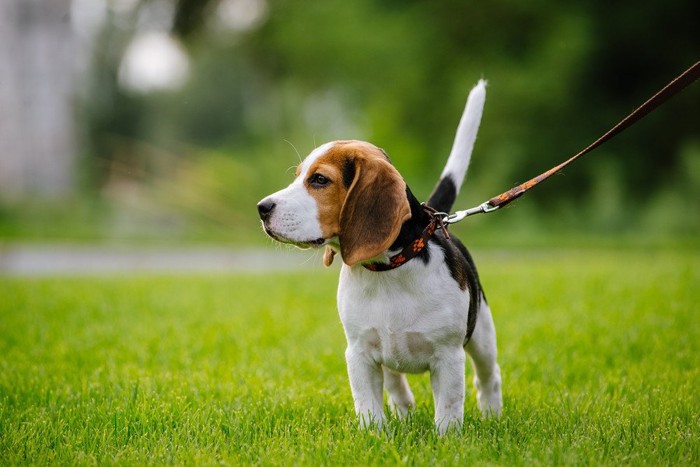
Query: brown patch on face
xmin=300 ymin=140 xmax=411 ymax=266
xmin=301 ymin=141 xmax=387 ymax=240
xmin=302 ymin=143 xmax=355 ymax=238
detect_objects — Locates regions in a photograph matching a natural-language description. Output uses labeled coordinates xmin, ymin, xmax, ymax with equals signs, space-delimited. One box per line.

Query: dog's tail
xmin=426 ymin=79 xmax=487 ymax=213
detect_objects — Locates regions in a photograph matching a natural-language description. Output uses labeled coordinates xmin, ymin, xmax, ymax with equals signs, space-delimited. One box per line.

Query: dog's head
xmin=257 ymin=140 xmax=411 ymax=266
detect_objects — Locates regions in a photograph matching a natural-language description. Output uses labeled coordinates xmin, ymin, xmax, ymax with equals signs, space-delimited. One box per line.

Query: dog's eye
xmin=309 ymin=173 xmax=331 ymax=187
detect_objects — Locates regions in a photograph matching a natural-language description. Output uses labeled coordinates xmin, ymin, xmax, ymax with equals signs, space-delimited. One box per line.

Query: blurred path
xmin=0 ymin=245 xmax=322 ymax=276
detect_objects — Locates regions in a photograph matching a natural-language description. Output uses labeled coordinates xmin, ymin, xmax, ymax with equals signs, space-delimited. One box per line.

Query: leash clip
xmin=445 ymin=202 xmax=499 ymax=224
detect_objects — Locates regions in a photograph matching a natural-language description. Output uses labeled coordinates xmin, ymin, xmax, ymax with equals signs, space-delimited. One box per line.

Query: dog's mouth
xmin=262 ymin=225 xmax=325 ymax=249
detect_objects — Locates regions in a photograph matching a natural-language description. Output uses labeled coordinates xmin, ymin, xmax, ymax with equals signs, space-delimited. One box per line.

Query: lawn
xmin=1 ymin=248 xmax=698 ymax=465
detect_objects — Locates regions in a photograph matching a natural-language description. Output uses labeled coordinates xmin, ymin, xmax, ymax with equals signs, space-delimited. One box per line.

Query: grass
xmin=0 ymin=248 xmax=698 ymax=465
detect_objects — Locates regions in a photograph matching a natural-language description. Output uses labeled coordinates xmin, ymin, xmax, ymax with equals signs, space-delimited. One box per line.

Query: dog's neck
xmin=387 ymin=187 xmax=432 ymax=256
xmin=330 ymin=187 xmax=433 ymax=269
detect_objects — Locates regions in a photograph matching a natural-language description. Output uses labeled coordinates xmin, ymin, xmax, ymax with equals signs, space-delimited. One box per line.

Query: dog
xmin=257 ymin=80 xmax=501 ymax=434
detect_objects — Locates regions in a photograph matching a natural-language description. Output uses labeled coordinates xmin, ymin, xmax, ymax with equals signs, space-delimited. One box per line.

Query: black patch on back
xmin=380 ymin=179 xmax=482 ymax=343
xmin=432 ymin=231 xmax=483 ymax=344
xmin=342 ymin=157 xmax=356 ymax=189
xmin=451 ymin=235 xmax=487 ymax=305
xmin=435 ymin=232 xmax=469 ymax=291
xmin=426 ymin=175 xmax=457 ymax=213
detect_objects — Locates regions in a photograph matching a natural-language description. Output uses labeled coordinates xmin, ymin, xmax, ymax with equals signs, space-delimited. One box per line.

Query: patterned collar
xmin=363 ymin=205 xmax=447 ymax=272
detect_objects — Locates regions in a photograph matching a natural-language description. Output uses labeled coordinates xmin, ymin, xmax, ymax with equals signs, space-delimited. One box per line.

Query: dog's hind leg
xmin=383 ymin=366 xmax=415 ymax=417
xmin=465 ymin=298 xmax=502 ymax=417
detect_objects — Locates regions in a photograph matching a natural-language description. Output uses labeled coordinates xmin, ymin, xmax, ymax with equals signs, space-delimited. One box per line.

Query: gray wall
xmin=0 ymin=0 xmax=77 ymax=199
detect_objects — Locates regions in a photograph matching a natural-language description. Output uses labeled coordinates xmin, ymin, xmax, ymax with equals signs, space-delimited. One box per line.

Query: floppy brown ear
xmin=339 ymin=157 xmax=411 ymax=266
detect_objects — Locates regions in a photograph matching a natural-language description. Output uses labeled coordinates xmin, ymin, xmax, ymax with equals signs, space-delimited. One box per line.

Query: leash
xmin=441 ymin=61 xmax=700 ymax=225
xmin=364 ymin=62 xmax=699 ymax=273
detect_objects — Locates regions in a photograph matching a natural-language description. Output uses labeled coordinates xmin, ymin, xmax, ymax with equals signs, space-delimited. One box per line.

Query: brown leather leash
xmin=364 ymin=62 xmax=699 ymax=272
xmin=443 ymin=61 xmax=700 ymax=225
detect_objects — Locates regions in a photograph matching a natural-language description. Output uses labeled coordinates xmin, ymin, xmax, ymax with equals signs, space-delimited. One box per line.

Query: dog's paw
xmin=474 ymin=370 xmax=502 ymax=418
xmin=357 ymin=412 xmax=385 ymax=432
xmin=388 ymin=393 xmax=415 ymax=418
xmin=435 ymin=416 xmax=463 ymax=436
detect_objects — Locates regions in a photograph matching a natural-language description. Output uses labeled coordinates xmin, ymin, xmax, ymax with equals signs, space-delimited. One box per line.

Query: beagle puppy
xmin=257 ymin=81 xmax=501 ymax=434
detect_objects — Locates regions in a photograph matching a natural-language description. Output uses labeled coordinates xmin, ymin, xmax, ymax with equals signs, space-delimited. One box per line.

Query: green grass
xmin=1 ymin=248 xmax=699 ymax=465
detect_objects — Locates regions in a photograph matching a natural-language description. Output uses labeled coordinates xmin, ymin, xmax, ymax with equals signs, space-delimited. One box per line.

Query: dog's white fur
xmin=442 ymin=79 xmax=487 ymax=189
xmin=259 ymin=81 xmax=501 ymax=434
xmin=259 ymin=142 xmax=335 ymax=247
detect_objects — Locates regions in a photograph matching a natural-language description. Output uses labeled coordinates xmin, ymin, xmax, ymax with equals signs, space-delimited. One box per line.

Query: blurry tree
xmin=79 ymin=0 xmax=699 ymax=237
xmin=172 ymin=0 xmax=216 ymax=39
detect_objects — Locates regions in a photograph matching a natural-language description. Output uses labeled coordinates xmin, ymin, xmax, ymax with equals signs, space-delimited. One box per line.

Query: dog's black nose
xmin=257 ymin=199 xmax=276 ymax=221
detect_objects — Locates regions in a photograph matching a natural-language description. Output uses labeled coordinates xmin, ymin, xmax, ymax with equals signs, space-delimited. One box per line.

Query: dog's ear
xmin=339 ymin=156 xmax=411 ymax=266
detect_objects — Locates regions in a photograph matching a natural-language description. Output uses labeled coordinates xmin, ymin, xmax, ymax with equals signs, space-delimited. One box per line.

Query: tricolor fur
xmin=258 ymin=80 xmax=501 ymax=434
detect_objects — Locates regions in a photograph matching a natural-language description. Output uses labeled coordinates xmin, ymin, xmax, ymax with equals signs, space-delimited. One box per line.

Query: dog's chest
xmin=337 ymin=253 xmax=469 ymax=373
xmin=357 ymin=325 xmax=437 ymax=373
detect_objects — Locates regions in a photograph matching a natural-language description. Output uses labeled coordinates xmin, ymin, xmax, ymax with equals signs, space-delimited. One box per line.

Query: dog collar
xmin=363 ymin=205 xmax=447 ymax=272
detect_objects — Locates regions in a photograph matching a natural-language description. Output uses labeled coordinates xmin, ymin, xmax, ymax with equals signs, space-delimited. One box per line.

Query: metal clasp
xmin=444 ymin=202 xmax=499 ymax=224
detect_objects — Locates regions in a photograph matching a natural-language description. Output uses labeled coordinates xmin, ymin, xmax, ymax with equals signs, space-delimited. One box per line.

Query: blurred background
xmin=1 ymin=0 xmax=698 ymax=249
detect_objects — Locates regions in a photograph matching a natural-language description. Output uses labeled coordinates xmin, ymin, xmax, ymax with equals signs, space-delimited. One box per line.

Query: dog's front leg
xmin=345 ymin=347 xmax=384 ymax=430
xmin=430 ymin=348 xmax=466 ymax=435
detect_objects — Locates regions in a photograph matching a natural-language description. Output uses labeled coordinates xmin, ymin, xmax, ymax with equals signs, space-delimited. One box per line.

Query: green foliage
xmin=1 ymin=249 xmax=699 ymax=464
xmin=68 ymin=0 xmax=699 ymax=243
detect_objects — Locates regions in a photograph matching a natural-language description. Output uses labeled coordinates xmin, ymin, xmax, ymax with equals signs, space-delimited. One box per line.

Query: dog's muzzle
xmin=256 ymin=198 xmax=325 ymax=248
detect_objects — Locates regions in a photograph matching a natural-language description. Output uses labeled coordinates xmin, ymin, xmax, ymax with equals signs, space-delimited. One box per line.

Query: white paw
xmin=474 ymin=373 xmax=502 ymax=418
